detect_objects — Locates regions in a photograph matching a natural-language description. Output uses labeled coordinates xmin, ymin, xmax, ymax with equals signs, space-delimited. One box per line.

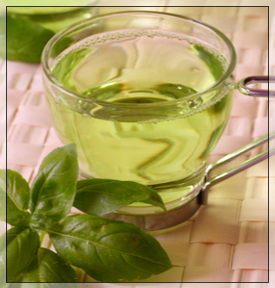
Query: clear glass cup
xmin=42 ymin=11 xmax=236 ymax=217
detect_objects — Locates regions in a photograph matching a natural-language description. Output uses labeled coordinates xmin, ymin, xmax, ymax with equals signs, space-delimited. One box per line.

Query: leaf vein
xmin=120 ymin=253 xmax=150 ymax=274
xmin=94 ymin=245 xmax=119 ymax=274
xmin=41 ymin=262 xmax=61 ymax=281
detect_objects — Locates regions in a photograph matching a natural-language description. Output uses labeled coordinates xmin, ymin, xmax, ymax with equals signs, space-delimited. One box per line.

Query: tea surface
xmin=46 ymin=30 xmax=233 ymax=204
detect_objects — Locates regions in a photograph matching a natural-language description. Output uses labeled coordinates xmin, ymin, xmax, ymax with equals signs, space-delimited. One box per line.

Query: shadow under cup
xmin=42 ymin=11 xmax=236 ymax=217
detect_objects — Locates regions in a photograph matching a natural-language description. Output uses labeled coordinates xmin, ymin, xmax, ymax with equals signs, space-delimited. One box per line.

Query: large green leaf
xmin=6 ymin=14 xmax=54 ymax=63
xmin=49 ymin=214 xmax=172 ymax=282
xmin=18 ymin=248 xmax=77 ymax=286
xmin=29 ymin=144 xmax=78 ymax=231
xmin=6 ymin=227 xmax=40 ymax=282
xmin=73 ymin=179 xmax=166 ymax=216
xmin=5 ymin=169 xmax=31 ymax=227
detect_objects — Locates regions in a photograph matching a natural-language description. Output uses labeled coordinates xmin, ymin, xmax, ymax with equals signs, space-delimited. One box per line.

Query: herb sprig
xmin=0 ymin=144 xmax=172 ymax=285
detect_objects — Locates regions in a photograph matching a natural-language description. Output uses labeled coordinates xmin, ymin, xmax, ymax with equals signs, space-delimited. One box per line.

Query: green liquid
xmin=45 ymin=30 xmax=233 ymax=205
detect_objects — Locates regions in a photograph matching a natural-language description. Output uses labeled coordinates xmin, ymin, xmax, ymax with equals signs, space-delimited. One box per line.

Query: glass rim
xmin=41 ymin=10 xmax=237 ymax=108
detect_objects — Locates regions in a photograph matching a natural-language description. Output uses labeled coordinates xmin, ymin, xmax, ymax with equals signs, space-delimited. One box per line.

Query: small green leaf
xmin=74 ymin=179 xmax=166 ymax=216
xmin=29 ymin=144 xmax=78 ymax=231
xmin=7 ymin=14 xmax=54 ymax=63
xmin=7 ymin=170 xmax=30 ymax=210
xmin=0 ymin=169 xmax=6 ymax=222
xmin=49 ymin=214 xmax=172 ymax=282
xmin=19 ymin=248 xmax=77 ymax=285
xmin=4 ymin=169 xmax=31 ymax=227
xmin=6 ymin=227 xmax=40 ymax=282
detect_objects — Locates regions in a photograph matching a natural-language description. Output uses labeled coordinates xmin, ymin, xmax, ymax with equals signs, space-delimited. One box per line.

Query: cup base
xmin=103 ymin=192 xmax=202 ymax=231
xmin=101 ymin=166 xmax=206 ymax=231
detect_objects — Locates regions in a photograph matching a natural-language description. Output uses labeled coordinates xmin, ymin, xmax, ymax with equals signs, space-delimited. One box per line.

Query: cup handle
xmin=199 ymin=131 xmax=275 ymax=205
xmin=237 ymin=75 xmax=275 ymax=97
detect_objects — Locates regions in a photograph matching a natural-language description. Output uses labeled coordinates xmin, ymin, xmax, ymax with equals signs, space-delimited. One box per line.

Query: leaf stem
xmin=40 ymin=231 xmax=46 ymax=244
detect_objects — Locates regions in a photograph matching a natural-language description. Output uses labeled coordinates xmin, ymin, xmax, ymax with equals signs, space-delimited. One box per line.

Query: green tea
xmin=45 ymin=30 xmax=233 ymax=206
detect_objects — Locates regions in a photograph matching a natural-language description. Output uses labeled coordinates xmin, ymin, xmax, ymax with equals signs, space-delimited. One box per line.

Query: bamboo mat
xmin=1 ymin=3 xmax=274 ymax=286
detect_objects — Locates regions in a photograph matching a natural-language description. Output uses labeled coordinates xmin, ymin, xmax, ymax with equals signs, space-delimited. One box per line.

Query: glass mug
xmin=42 ymin=11 xmax=274 ymax=231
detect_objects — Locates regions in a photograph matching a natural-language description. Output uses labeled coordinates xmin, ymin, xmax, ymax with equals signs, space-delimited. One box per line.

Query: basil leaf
xmin=49 ymin=214 xmax=172 ymax=282
xmin=74 ymin=179 xmax=166 ymax=216
xmin=0 ymin=169 xmax=6 ymax=222
xmin=2 ymin=228 xmax=29 ymax=285
xmin=7 ymin=170 xmax=30 ymax=210
xmin=7 ymin=14 xmax=54 ymax=63
xmin=6 ymin=227 xmax=40 ymax=282
xmin=0 ymin=231 xmax=8 ymax=288
xmin=29 ymin=144 xmax=78 ymax=231
xmin=19 ymin=248 xmax=77 ymax=285
xmin=5 ymin=169 xmax=31 ymax=227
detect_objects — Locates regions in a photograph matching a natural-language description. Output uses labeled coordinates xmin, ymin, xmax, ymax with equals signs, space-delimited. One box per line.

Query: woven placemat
xmin=1 ymin=3 xmax=274 ymax=286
